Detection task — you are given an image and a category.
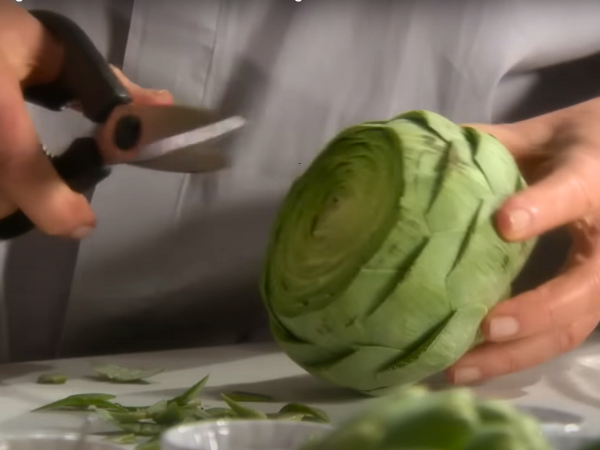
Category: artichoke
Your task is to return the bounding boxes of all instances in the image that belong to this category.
[298,386,551,450]
[261,110,536,395]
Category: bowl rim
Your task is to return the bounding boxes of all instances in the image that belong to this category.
[0,433,122,448]
[162,419,334,449]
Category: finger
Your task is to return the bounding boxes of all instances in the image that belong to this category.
[110,65,174,105]
[446,314,599,384]
[465,118,556,162]
[480,261,600,342]
[0,60,95,238]
[496,153,600,241]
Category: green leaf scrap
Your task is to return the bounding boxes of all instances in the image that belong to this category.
[279,403,330,423]
[32,372,330,444]
[36,374,68,385]
[221,394,268,419]
[92,362,164,383]
[223,391,277,403]
[33,393,118,412]
[172,375,209,406]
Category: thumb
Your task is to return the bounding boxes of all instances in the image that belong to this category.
[496,153,600,241]
[109,65,174,106]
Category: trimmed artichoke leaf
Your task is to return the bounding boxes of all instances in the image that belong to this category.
[310,346,404,393]
[365,232,460,346]
[36,374,68,385]
[220,394,267,419]
[446,206,531,311]
[268,318,346,368]
[395,110,464,143]
[425,140,488,233]
[377,311,454,372]
[33,393,118,412]
[374,304,488,394]
[464,126,524,198]
[91,362,164,383]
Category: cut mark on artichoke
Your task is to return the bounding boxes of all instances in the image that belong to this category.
[378,311,454,373]
[365,239,428,317]
[462,127,480,163]
[425,140,453,213]
[448,201,484,275]
[394,111,447,142]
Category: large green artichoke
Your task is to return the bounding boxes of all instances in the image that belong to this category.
[298,386,551,450]
[261,110,536,395]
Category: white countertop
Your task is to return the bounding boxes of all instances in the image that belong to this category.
[1,334,600,436]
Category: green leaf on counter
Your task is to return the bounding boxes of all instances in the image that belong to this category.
[223,391,277,403]
[92,362,164,383]
[33,393,118,412]
[102,408,149,424]
[279,403,330,423]
[32,371,330,443]
[36,374,68,385]
[202,407,237,420]
[221,394,268,419]
[150,400,187,425]
[171,375,209,406]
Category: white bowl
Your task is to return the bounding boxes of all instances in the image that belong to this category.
[161,420,333,450]
[543,424,598,450]
[0,434,121,450]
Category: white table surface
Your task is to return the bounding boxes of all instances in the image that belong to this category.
[1,333,600,437]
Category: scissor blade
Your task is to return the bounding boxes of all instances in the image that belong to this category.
[128,144,226,173]
[99,104,245,172]
[130,115,246,164]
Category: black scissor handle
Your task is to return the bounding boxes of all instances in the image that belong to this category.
[0,139,111,240]
[0,11,127,240]
[23,10,132,122]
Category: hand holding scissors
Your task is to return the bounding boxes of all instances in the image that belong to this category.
[0,3,244,240]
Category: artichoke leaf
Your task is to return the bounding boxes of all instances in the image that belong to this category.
[374,304,487,394]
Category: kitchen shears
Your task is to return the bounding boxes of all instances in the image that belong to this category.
[0,10,245,240]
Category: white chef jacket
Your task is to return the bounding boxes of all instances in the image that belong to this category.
[2,0,600,363]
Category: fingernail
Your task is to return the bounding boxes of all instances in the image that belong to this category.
[489,316,520,339]
[453,367,481,385]
[506,208,532,235]
[71,226,94,240]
